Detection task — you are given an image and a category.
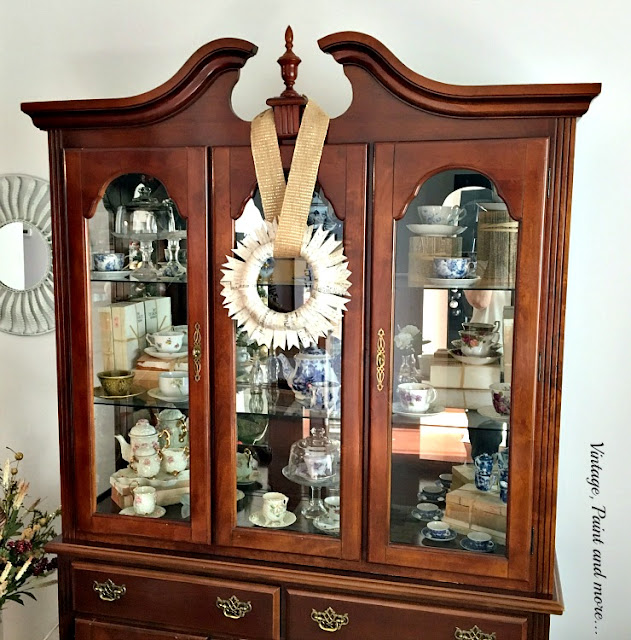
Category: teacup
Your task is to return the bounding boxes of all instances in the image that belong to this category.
[161,446,189,476]
[236,449,254,481]
[130,451,161,478]
[324,496,340,523]
[433,257,476,279]
[398,382,437,413]
[466,531,493,551]
[132,485,157,516]
[462,321,500,335]
[490,383,511,415]
[415,503,441,519]
[438,473,452,489]
[97,370,135,396]
[474,470,497,492]
[421,484,446,500]
[417,205,466,225]
[158,372,189,397]
[309,381,341,414]
[459,331,499,357]
[148,331,185,353]
[93,252,125,272]
[426,520,451,539]
[499,480,509,503]
[262,491,288,524]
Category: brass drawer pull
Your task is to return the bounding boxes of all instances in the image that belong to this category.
[92,578,126,602]
[311,606,350,632]
[454,625,497,640]
[192,322,202,382]
[376,327,386,392]
[216,595,252,619]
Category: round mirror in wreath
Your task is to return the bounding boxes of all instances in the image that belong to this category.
[0,174,54,335]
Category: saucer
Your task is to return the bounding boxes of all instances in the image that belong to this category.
[94,385,145,400]
[119,506,166,518]
[448,349,499,366]
[460,538,495,553]
[411,507,443,522]
[407,224,467,237]
[144,346,188,360]
[91,270,129,280]
[422,527,457,542]
[236,489,245,501]
[477,405,510,421]
[249,510,297,528]
[313,516,340,534]
[236,477,258,487]
[147,388,188,403]
[425,276,481,288]
[392,403,445,418]
[417,493,445,504]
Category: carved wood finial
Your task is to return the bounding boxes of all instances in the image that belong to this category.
[266,26,307,139]
[278,26,301,97]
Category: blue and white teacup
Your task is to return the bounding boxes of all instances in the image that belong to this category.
[93,252,125,272]
[309,381,341,414]
[417,205,466,225]
[433,257,476,279]
[500,480,508,503]
[416,503,441,519]
[426,520,451,539]
[466,531,493,551]
[497,449,509,470]
[475,470,497,492]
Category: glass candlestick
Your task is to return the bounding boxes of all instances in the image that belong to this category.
[131,240,158,280]
[158,239,187,280]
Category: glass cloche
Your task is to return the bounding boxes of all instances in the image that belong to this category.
[282,426,340,519]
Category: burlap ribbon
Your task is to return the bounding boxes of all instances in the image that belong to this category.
[250,100,329,258]
[478,222,519,233]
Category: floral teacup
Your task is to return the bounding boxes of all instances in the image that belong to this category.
[459,331,499,357]
[262,492,288,524]
[490,383,511,415]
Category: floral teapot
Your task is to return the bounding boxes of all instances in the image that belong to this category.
[115,418,170,462]
[277,346,339,404]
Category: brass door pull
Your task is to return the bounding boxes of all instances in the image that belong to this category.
[454,625,497,639]
[311,606,350,632]
[92,578,126,602]
[192,322,202,382]
[216,595,252,619]
[376,328,386,392]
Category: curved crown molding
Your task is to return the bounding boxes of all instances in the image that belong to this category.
[22,38,258,130]
[318,31,600,118]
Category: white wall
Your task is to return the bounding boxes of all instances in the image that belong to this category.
[1,1,628,638]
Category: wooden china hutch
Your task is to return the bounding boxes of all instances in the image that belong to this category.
[23,29,599,640]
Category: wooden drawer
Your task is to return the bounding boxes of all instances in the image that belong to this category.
[75,618,208,639]
[72,562,280,640]
[286,589,529,640]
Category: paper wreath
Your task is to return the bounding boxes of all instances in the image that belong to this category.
[220,219,351,350]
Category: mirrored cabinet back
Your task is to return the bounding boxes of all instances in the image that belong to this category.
[22,28,600,640]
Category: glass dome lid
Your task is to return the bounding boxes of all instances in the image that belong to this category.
[284,425,340,485]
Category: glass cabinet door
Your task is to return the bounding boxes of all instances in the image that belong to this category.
[212,145,366,560]
[369,139,548,586]
[66,148,210,544]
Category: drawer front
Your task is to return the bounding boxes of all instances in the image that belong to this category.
[287,589,528,640]
[75,618,208,640]
[73,563,280,640]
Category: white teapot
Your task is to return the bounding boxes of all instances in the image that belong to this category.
[115,419,170,462]
[157,409,188,447]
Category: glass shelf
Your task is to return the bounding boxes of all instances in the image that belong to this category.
[94,390,189,410]
[236,386,341,420]
[90,274,187,284]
